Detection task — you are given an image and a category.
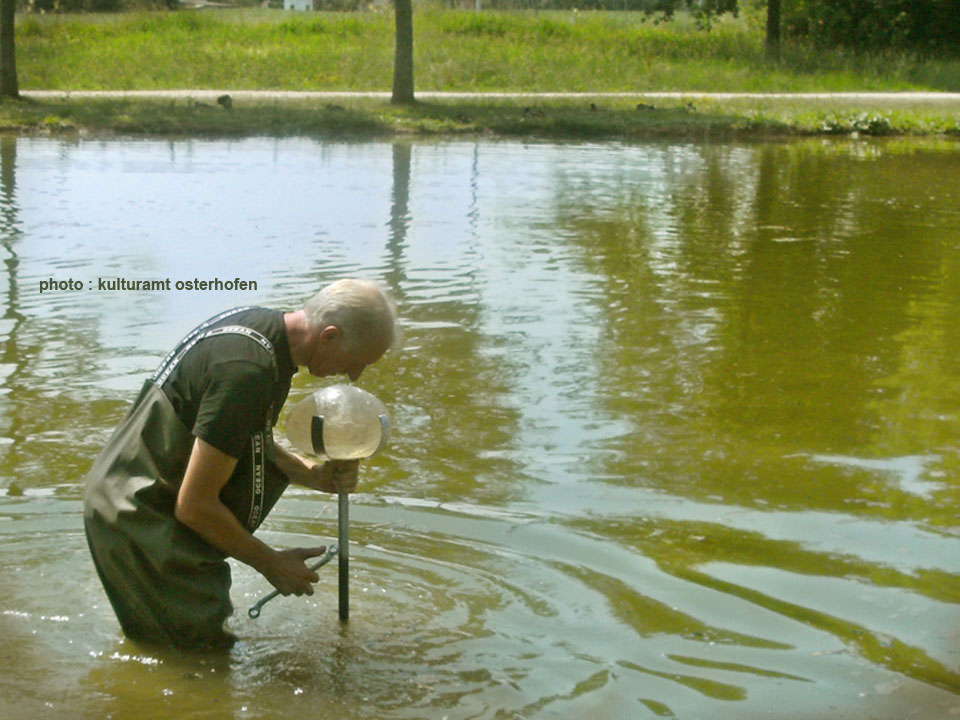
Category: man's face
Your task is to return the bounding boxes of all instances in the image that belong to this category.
[307,326,387,382]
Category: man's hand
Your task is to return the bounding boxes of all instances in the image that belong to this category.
[311,459,360,494]
[271,445,360,494]
[264,546,328,596]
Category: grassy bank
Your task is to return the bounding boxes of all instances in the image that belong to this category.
[5,8,960,138]
[7,92,959,139]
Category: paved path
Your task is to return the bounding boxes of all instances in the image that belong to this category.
[22,90,960,102]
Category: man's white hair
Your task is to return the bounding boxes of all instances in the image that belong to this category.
[303,279,397,353]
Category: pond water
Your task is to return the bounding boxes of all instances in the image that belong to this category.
[1,134,959,719]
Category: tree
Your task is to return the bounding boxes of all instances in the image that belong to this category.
[766,0,781,60]
[784,0,960,53]
[0,0,18,99]
[391,0,415,105]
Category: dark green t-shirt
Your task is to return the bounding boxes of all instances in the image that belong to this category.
[161,308,296,458]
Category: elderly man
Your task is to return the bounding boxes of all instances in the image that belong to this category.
[84,279,396,649]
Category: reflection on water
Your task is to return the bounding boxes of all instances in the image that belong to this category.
[0,135,959,719]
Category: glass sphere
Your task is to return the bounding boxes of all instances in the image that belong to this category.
[286,384,389,459]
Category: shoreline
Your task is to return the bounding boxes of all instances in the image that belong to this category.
[5,90,960,140]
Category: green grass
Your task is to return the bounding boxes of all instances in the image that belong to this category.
[5,8,960,138]
[18,10,396,90]
[15,8,960,92]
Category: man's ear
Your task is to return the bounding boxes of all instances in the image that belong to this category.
[318,325,341,344]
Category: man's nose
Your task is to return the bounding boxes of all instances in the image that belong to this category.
[348,366,364,382]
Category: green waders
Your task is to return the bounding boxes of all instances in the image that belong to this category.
[84,315,289,649]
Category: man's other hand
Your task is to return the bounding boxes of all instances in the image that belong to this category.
[266,546,328,596]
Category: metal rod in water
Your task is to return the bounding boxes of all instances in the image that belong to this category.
[338,491,349,622]
[247,544,339,619]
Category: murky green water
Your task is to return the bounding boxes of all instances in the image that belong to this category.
[1,135,959,719]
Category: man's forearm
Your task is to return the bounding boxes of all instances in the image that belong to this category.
[177,437,322,595]
[271,443,320,487]
[175,494,277,573]
[270,442,358,493]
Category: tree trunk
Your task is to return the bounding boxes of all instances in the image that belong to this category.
[765,0,781,61]
[0,0,18,99]
[391,0,414,105]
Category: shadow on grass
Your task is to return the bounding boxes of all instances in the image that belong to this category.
[393,99,791,139]
[0,95,797,140]
[0,97,393,137]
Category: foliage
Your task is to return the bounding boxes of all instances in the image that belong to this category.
[784,0,960,54]
[526,0,960,52]
[649,0,738,28]
[818,111,894,135]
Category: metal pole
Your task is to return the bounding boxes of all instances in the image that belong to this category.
[338,491,349,622]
